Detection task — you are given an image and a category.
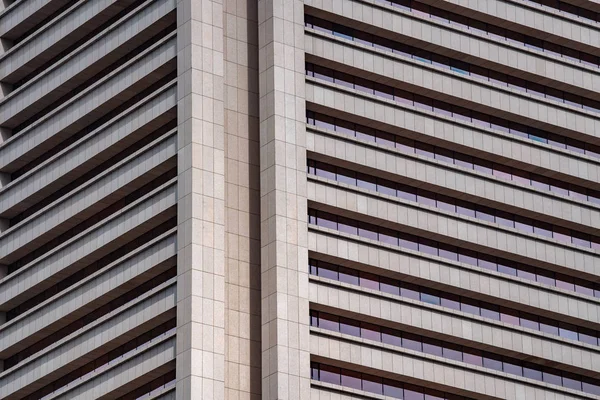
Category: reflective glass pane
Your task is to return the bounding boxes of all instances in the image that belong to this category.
[320,365,341,384]
[542,371,562,386]
[384,380,404,399]
[503,362,522,376]
[341,370,362,389]
[423,341,443,357]
[483,355,503,371]
[339,267,359,286]
[361,323,382,342]
[363,376,383,395]
[382,328,402,347]
[340,318,361,337]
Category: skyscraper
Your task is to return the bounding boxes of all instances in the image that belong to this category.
[0,0,598,399]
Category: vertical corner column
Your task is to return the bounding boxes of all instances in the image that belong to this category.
[176,0,226,399]
[258,0,309,399]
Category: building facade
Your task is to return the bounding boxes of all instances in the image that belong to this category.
[0,0,598,399]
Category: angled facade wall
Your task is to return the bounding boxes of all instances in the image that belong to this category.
[0,0,599,399]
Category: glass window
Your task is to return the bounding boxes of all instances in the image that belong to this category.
[421,291,441,306]
[374,83,394,100]
[418,239,438,256]
[542,371,562,386]
[310,262,318,276]
[363,375,383,395]
[520,314,539,331]
[404,385,425,400]
[317,212,337,230]
[481,304,500,321]
[533,222,553,238]
[338,217,358,235]
[399,234,419,252]
[441,294,461,311]
[583,382,600,396]
[313,65,334,83]
[318,264,338,281]
[310,311,319,327]
[358,222,378,241]
[495,211,514,228]
[339,267,359,286]
[478,258,497,271]
[443,344,463,362]
[514,216,533,233]
[474,160,493,175]
[311,363,320,380]
[377,131,396,148]
[360,272,380,290]
[319,313,340,332]
[396,137,415,154]
[559,324,579,341]
[356,126,376,142]
[424,391,444,400]
[456,203,476,218]
[439,245,458,261]
[402,333,423,352]
[572,235,592,248]
[354,77,374,95]
[503,361,523,376]
[500,309,520,326]
[357,173,377,191]
[483,354,503,371]
[333,71,355,89]
[423,340,443,357]
[340,318,361,337]
[320,365,341,385]
[455,155,474,169]
[380,277,400,295]
[458,251,478,266]
[401,283,421,301]
[461,299,480,316]
[416,143,435,159]
[537,274,556,287]
[556,276,575,292]
[463,350,483,366]
[475,207,495,223]
[384,379,404,399]
[539,318,559,335]
[575,284,595,297]
[382,327,402,347]
[436,195,456,213]
[335,120,356,137]
[578,329,599,346]
[361,322,382,342]
[435,148,454,164]
[531,176,550,191]
[562,376,582,391]
[523,365,542,381]
[417,192,436,207]
[336,168,357,186]
[342,369,362,390]
[395,89,414,106]
[380,227,399,246]
[497,262,517,276]
[517,268,536,282]
[397,185,417,202]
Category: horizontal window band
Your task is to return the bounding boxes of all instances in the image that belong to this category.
[308,159,600,251]
[306,16,600,114]
[310,310,600,395]
[311,361,473,399]
[308,213,600,345]
[305,77,600,204]
[345,0,600,68]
